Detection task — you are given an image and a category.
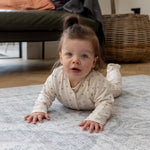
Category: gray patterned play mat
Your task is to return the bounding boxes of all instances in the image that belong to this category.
[0,75,150,150]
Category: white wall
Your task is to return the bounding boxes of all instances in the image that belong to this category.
[99,0,150,16]
[98,0,119,14]
[22,42,42,59]
[99,0,111,14]
[25,41,59,60]
[117,0,150,15]
[45,41,59,59]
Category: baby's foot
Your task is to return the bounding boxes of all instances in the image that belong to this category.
[107,63,120,72]
[106,63,121,82]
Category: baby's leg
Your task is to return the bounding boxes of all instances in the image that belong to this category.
[106,63,122,98]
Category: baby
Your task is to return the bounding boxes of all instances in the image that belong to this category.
[24,14,122,133]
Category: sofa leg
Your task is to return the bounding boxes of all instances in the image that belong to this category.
[19,42,22,58]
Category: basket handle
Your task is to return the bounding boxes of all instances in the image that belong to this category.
[111,0,116,14]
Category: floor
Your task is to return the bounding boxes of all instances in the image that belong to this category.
[0,59,55,88]
[0,58,150,88]
[0,42,150,88]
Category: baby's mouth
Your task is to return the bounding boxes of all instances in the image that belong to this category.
[71,68,81,73]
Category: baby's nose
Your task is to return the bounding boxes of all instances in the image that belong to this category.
[72,56,80,64]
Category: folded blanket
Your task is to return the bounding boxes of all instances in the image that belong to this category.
[64,0,102,22]
[51,0,70,10]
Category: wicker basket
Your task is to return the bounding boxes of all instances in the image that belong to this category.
[102,14,150,62]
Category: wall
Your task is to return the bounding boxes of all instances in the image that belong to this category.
[22,41,59,60]
[45,41,59,59]
[99,0,119,14]
[99,0,150,16]
[117,0,150,15]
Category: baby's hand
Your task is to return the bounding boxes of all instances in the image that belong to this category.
[24,112,50,124]
[78,120,103,133]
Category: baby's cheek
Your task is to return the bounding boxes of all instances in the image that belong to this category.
[83,64,93,74]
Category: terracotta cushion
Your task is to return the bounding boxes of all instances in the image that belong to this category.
[0,0,55,10]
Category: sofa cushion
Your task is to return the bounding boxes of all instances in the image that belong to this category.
[0,0,55,10]
[0,10,99,32]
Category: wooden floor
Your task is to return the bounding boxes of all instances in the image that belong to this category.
[0,58,150,88]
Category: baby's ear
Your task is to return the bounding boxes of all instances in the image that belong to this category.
[59,52,63,65]
[93,56,98,68]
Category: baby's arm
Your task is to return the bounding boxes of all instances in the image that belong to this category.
[79,95,113,133]
[82,77,114,132]
[78,92,113,133]
[24,73,56,124]
[84,93,114,130]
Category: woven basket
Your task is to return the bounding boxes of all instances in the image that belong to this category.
[102,14,150,62]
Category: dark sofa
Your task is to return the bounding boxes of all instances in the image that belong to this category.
[0,0,104,59]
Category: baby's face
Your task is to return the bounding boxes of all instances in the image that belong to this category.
[59,38,97,87]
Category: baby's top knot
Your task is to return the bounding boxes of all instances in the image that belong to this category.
[63,14,79,30]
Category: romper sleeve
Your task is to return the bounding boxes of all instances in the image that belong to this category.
[32,70,57,114]
[85,75,114,125]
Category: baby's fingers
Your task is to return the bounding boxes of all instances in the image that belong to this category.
[32,116,38,124]
[78,121,86,126]
[38,115,43,123]
[94,124,99,133]
[89,123,95,133]
[24,115,30,121]
[82,122,90,131]
[99,124,104,131]
[27,115,33,123]
[44,114,50,120]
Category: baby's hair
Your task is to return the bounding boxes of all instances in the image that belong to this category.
[52,14,104,71]
[63,14,79,30]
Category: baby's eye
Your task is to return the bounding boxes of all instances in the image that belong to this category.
[81,54,88,58]
[67,53,72,56]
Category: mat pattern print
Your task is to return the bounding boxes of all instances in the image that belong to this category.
[0,75,150,150]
